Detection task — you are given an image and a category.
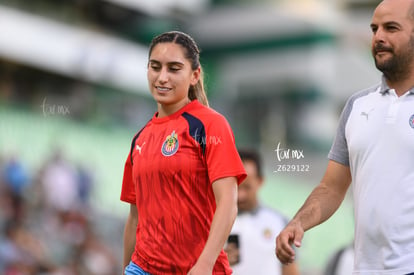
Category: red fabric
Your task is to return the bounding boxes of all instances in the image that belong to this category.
[120,100,246,274]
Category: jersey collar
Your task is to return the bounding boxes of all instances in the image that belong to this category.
[238,205,262,216]
[379,76,414,95]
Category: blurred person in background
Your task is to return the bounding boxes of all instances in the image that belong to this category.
[225,148,299,275]
[77,224,119,275]
[276,0,414,274]
[120,30,246,275]
[323,243,354,275]
[2,155,29,198]
[0,149,121,274]
[1,154,30,224]
[0,219,55,274]
[41,148,80,213]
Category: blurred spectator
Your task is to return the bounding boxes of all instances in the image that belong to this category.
[0,149,122,274]
[76,164,94,209]
[323,244,354,275]
[41,149,82,212]
[2,155,29,197]
[225,148,299,275]
[0,219,55,274]
[77,224,118,275]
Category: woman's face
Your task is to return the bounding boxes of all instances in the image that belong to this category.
[147,42,200,116]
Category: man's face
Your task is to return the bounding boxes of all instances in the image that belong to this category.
[237,160,263,212]
[370,0,414,80]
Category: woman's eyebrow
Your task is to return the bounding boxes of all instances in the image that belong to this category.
[149,59,184,66]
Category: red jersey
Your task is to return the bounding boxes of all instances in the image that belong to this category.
[120,100,246,275]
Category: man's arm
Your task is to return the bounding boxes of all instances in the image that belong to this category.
[122,204,138,274]
[276,160,352,265]
[282,261,300,275]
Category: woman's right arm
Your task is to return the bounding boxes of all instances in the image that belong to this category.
[123,203,138,273]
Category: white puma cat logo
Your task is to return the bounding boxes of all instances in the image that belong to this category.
[136,142,146,154]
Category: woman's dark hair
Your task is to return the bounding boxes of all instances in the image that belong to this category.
[149,31,209,106]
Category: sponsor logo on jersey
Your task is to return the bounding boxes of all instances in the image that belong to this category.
[410,114,414,129]
[161,130,179,156]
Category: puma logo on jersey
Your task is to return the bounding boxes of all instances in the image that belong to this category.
[136,142,145,154]
[361,108,374,120]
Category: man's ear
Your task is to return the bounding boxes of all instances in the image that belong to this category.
[258,176,265,187]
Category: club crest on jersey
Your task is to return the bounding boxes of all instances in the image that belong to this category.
[263,228,273,240]
[161,130,179,156]
[410,114,414,129]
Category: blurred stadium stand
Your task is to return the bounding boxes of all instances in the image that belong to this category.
[0,0,380,274]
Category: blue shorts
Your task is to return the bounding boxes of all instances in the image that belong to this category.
[124,261,152,275]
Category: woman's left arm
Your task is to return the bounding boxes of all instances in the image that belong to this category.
[188,176,238,275]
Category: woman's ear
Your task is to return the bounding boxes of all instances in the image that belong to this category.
[191,67,201,86]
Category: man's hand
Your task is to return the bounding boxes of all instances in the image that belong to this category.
[275,221,304,265]
[224,242,240,266]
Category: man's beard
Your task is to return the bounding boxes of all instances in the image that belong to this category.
[373,37,414,82]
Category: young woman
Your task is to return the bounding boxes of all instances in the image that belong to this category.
[120,31,246,275]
